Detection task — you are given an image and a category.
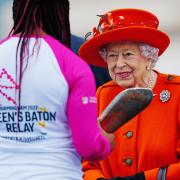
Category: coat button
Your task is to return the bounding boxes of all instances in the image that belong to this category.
[167,75,174,81]
[126,131,133,138]
[125,158,133,166]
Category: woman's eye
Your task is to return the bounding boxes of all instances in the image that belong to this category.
[107,53,118,59]
[123,52,134,58]
[125,52,133,56]
[107,53,116,57]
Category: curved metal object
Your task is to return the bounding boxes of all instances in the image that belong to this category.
[99,88,153,133]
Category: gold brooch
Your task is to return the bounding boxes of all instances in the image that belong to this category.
[160,90,171,102]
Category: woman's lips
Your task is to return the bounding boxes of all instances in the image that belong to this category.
[116,71,132,79]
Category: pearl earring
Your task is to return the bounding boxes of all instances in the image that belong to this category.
[146,66,151,71]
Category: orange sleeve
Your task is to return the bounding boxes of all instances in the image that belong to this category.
[145,97,180,180]
[145,150,180,180]
[82,160,105,180]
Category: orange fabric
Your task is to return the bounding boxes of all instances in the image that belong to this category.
[82,72,180,180]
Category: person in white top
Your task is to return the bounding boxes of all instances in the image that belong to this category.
[0,0,114,179]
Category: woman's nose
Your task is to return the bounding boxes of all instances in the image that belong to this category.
[116,55,126,68]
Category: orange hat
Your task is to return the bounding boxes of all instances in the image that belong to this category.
[78,9,170,67]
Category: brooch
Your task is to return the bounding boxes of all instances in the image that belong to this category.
[160,90,171,102]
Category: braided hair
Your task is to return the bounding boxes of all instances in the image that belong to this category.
[9,0,70,109]
[11,0,70,46]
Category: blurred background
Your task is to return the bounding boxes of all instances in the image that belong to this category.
[0,0,179,75]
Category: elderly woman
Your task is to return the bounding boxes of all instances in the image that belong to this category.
[79,9,180,180]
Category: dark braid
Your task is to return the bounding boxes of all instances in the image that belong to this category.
[41,0,71,47]
[9,0,70,114]
[11,0,70,46]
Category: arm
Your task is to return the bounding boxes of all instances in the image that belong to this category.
[44,35,112,161]
[144,160,180,180]
[66,54,111,161]
[82,86,112,180]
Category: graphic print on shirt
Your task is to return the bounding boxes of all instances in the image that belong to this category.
[0,68,19,105]
[0,68,57,143]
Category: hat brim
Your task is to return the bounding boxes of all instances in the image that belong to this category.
[79,27,170,67]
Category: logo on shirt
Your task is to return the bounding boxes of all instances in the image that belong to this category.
[82,96,97,104]
[0,105,57,143]
[0,69,57,143]
[0,68,19,105]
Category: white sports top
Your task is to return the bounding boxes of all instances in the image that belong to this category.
[0,35,110,180]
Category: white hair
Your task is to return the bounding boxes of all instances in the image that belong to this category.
[138,43,159,68]
[99,42,159,68]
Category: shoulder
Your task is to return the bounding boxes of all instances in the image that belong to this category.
[97,81,123,100]
[162,74,180,84]
[43,35,93,84]
[158,73,180,96]
[0,36,11,45]
[97,81,118,93]
[44,34,90,71]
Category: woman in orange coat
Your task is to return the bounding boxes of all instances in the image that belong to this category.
[79,8,180,180]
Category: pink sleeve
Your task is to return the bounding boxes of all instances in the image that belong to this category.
[44,35,110,161]
[0,37,11,45]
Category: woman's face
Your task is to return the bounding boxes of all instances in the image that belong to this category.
[105,42,150,88]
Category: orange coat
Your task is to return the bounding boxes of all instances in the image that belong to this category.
[83,72,180,180]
